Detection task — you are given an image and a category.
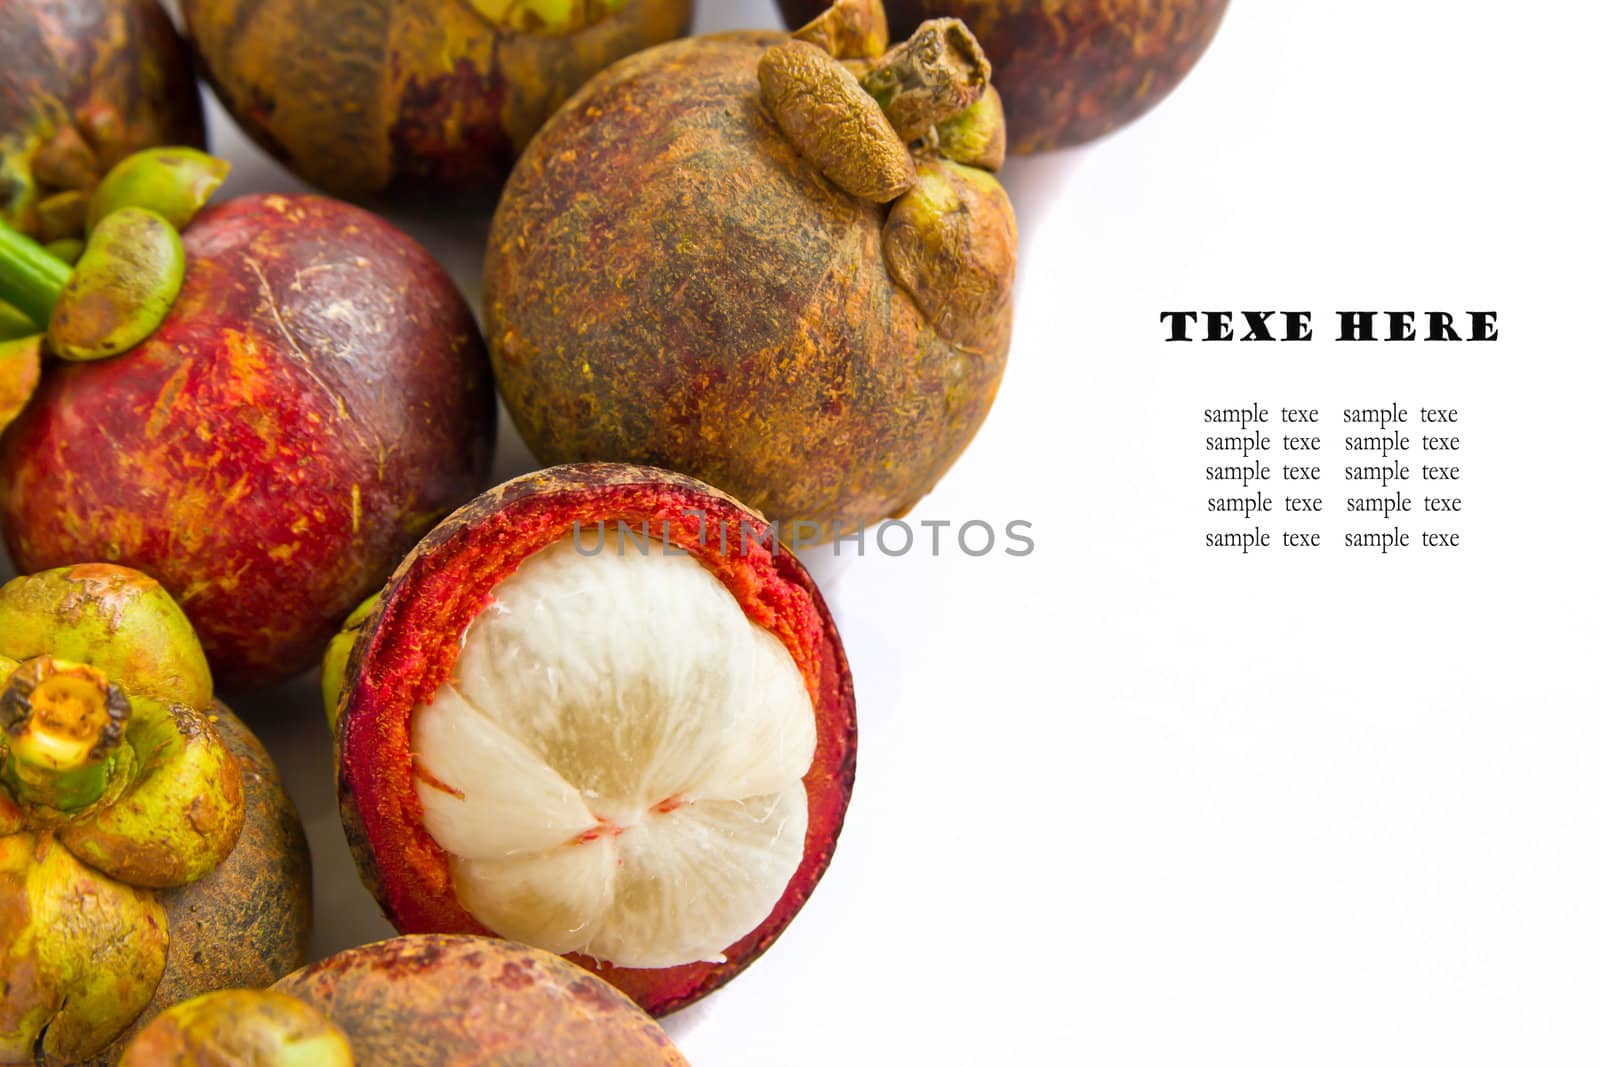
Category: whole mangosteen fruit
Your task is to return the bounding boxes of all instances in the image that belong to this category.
[0,188,496,687]
[119,936,692,1065]
[484,0,1017,536]
[778,0,1230,152]
[0,563,311,1067]
[0,0,205,245]
[326,463,857,1015]
[181,0,695,204]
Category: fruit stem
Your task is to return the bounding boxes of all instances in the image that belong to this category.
[0,220,71,329]
[861,19,991,141]
[0,657,131,812]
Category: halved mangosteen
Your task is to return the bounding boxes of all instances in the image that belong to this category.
[327,463,857,1015]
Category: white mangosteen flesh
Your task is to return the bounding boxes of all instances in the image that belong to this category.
[411,528,816,969]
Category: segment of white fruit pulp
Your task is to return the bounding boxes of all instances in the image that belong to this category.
[412,527,817,969]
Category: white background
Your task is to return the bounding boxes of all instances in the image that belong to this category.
[8,1,1599,1064]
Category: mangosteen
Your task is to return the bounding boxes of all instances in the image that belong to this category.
[485,0,1016,536]
[0,564,311,1067]
[0,0,205,245]
[326,464,856,1015]
[0,182,496,687]
[180,0,695,204]
[778,0,1230,152]
[121,936,691,1065]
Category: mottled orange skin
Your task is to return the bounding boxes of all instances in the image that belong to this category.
[273,935,691,1066]
[779,0,1230,152]
[486,33,1011,533]
[0,0,205,240]
[333,464,857,1016]
[181,0,693,205]
[0,194,496,687]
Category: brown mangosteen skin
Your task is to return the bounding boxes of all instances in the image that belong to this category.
[0,193,496,687]
[0,0,205,239]
[333,463,857,1017]
[64,703,312,1067]
[485,33,1011,534]
[778,0,1229,152]
[180,0,693,205]
[273,935,690,1066]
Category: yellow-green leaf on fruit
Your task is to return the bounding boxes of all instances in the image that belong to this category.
[322,592,381,732]
[0,301,34,340]
[35,189,89,243]
[47,206,183,362]
[0,334,42,433]
[45,237,85,264]
[935,85,1006,171]
[87,147,231,232]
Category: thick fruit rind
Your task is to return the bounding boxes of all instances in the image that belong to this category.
[778,0,1229,152]
[87,703,314,1066]
[180,0,692,203]
[333,463,857,1016]
[272,934,690,1066]
[0,0,206,241]
[0,193,495,686]
[485,32,1011,533]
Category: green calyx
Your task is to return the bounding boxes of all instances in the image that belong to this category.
[935,86,1007,171]
[0,145,227,375]
[48,205,184,361]
[0,565,241,885]
[882,158,1017,349]
[88,148,232,233]
[0,656,131,812]
[61,696,245,887]
[0,564,213,711]
[322,592,382,733]
[0,833,170,1064]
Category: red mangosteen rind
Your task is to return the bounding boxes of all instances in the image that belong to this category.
[334,462,857,1015]
[0,192,496,687]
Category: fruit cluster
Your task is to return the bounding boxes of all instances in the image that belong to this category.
[0,0,1226,1061]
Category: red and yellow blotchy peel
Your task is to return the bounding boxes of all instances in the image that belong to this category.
[0,565,311,1066]
[485,2,1016,535]
[779,0,1230,152]
[0,194,495,686]
[0,0,205,243]
[271,935,691,1066]
[331,464,857,1016]
[180,0,692,203]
